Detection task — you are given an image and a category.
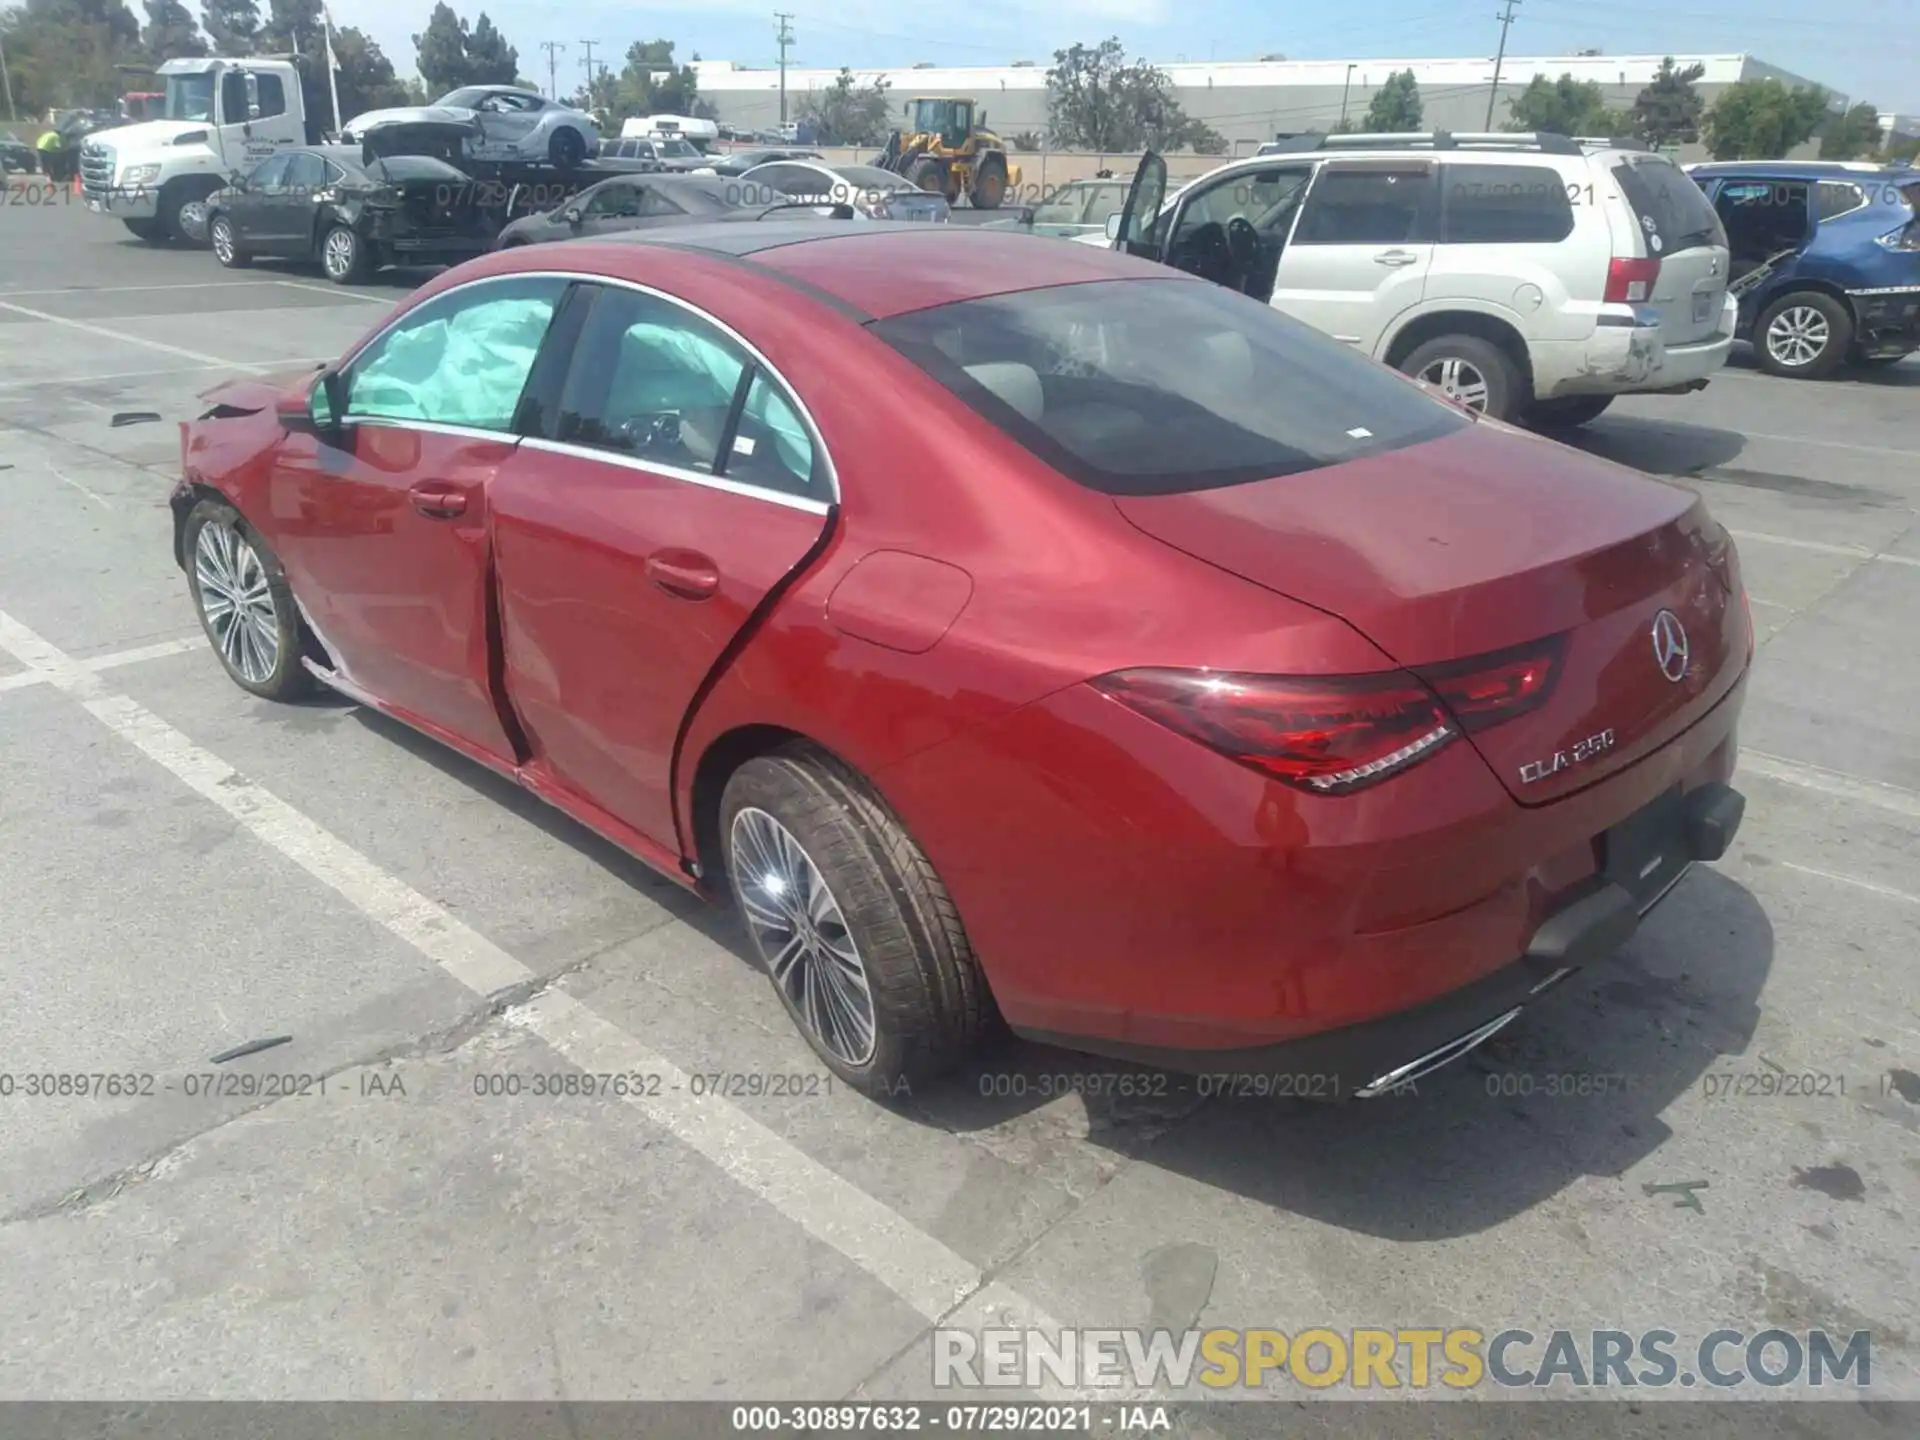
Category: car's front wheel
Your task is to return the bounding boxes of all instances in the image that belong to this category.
[1755,292,1852,379]
[720,747,993,1096]
[183,499,315,701]
[320,223,373,284]
[209,214,250,268]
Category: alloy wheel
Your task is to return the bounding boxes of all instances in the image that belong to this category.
[194,520,280,685]
[1765,306,1830,369]
[177,198,209,237]
[1418,355,1491,412]
[323,228,356,279]
[211,219,233,264]
[730,806,877,1067]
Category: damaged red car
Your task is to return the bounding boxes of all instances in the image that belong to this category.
[172,224,1752,1099]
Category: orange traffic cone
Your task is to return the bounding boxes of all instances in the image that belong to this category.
[71,172,80,196]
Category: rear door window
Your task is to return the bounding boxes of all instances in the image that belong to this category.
[1611,155,1725,255]
[1440,163,1574,244]
[1293,163,1436,246]
[1815,180,1867,221]
[282,151,326,193]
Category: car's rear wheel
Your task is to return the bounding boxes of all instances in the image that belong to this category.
[1401,334,1523,421]
[184,499,315,702]
[209,214,250,268]
[549,128,586,171]
[1523,394,1613,430]
[720,747,993,1095]
[321,223,373,284]
[1755,292,1852,379]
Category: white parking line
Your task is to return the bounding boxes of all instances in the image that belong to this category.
[0,635,205,694]
[0,360,333,391]
[0,606,1083,1383]
[0,281,305,298]
[271,279,396,305]
[1730,530,1920,570]
[1735,431,1920,462]
[1777,861,1920,908]
[1741,751,1920,822]
[0,298,271,372]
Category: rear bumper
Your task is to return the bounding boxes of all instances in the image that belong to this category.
[1535,294,1738,398]
[1015,781,1747,1099]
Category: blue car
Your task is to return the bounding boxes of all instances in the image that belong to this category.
[1686,160,1919,377]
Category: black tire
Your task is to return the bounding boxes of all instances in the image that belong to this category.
[182,498,317,702]
[720,746,993,1095]
[548,128,587,171]
[209,213,250,268]
[122,217,165,243]
[1754,291,1853,379]
[1523,394,1614,430]
[969,157,1008,210]
[905,155,947,196]
[158,181,215,246]
[1398,333,1526,421]
[320,222,374,284]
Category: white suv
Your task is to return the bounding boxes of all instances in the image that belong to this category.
[1082,132,1738,428]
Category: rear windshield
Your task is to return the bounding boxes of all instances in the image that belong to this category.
[1612,155,1724,254]
[871,278,1469,497]
[831,165,915,191]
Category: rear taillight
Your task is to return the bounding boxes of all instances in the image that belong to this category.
[1092,637,1564,795]
[1605,256,1661,304]
[1875,222,1920,251]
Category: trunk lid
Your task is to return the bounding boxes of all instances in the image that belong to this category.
[1113,422,1747,805]
[1608,152,1731,347]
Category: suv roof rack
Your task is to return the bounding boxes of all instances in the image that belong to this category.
[1260,130,1648,157]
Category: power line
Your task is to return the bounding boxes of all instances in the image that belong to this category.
[540,40,566,101]
[1486,0,1522,128]
[775,12,795,125]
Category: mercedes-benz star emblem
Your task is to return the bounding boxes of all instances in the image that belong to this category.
[1651,609,1690,684]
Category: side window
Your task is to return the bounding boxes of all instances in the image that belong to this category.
[282,152,326,192]
[728,374,818,499]
[556,286,822,498]
[247,153,292,189]
[344,276,568,429]
[1440,163,1574,244]
[1293,165,1434,245]
[584,183,642,218]
[1816,181,1866,222]
[253,74,287,120]
[1179,168,1311,234]
[636,188,686,218]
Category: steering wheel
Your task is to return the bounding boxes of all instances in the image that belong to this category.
[1171,221,1233,284]
[1225,216,1260,269]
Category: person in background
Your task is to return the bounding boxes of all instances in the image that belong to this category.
[35,125,69,183]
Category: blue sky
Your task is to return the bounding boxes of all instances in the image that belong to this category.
[325,0,1918,116]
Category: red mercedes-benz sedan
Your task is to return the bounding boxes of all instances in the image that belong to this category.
[171,223,1751,1100]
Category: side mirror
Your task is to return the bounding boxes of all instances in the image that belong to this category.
[280,371,343,436]
[563,206,584,225]
[1105,211,1122,241]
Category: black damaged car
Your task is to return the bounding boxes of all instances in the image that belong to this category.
[207,146,492,285]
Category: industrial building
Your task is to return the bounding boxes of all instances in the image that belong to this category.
[688,52,1839,152]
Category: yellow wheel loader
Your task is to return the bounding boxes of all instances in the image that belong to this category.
[874,97,1021,209]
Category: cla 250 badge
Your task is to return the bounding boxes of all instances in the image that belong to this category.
[1518,728,1616,785]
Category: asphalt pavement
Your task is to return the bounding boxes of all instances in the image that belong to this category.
[1,194,1918,1421]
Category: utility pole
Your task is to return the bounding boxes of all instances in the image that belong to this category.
[1338,62,1355,129]
[774,12,794,126]
[1485,0,1520,130]
[0,31,16,125]
[579,40,598,106]
[541,41,566,102]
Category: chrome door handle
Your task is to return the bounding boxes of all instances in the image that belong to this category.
[1374,249,1420,267]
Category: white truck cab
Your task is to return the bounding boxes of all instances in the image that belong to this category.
[80,56,308,244]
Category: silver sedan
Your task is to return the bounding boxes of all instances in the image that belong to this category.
[340,86,599,170]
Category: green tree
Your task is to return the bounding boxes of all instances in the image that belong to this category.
[411,0,468,94]
[793,67,890,145]
[142,0,205,59]
[1046,36,1221,152]
[464,11,515,86]
[1820,102,1881,160]
[1703,78,1831,160]
[1361,69,1422,132]
[199,0,257,52]
[258,0,315,51]
[1630,57,1705,148]
[1504,72,1630,136]
[587,39,700,126]
[1,0,143,111]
